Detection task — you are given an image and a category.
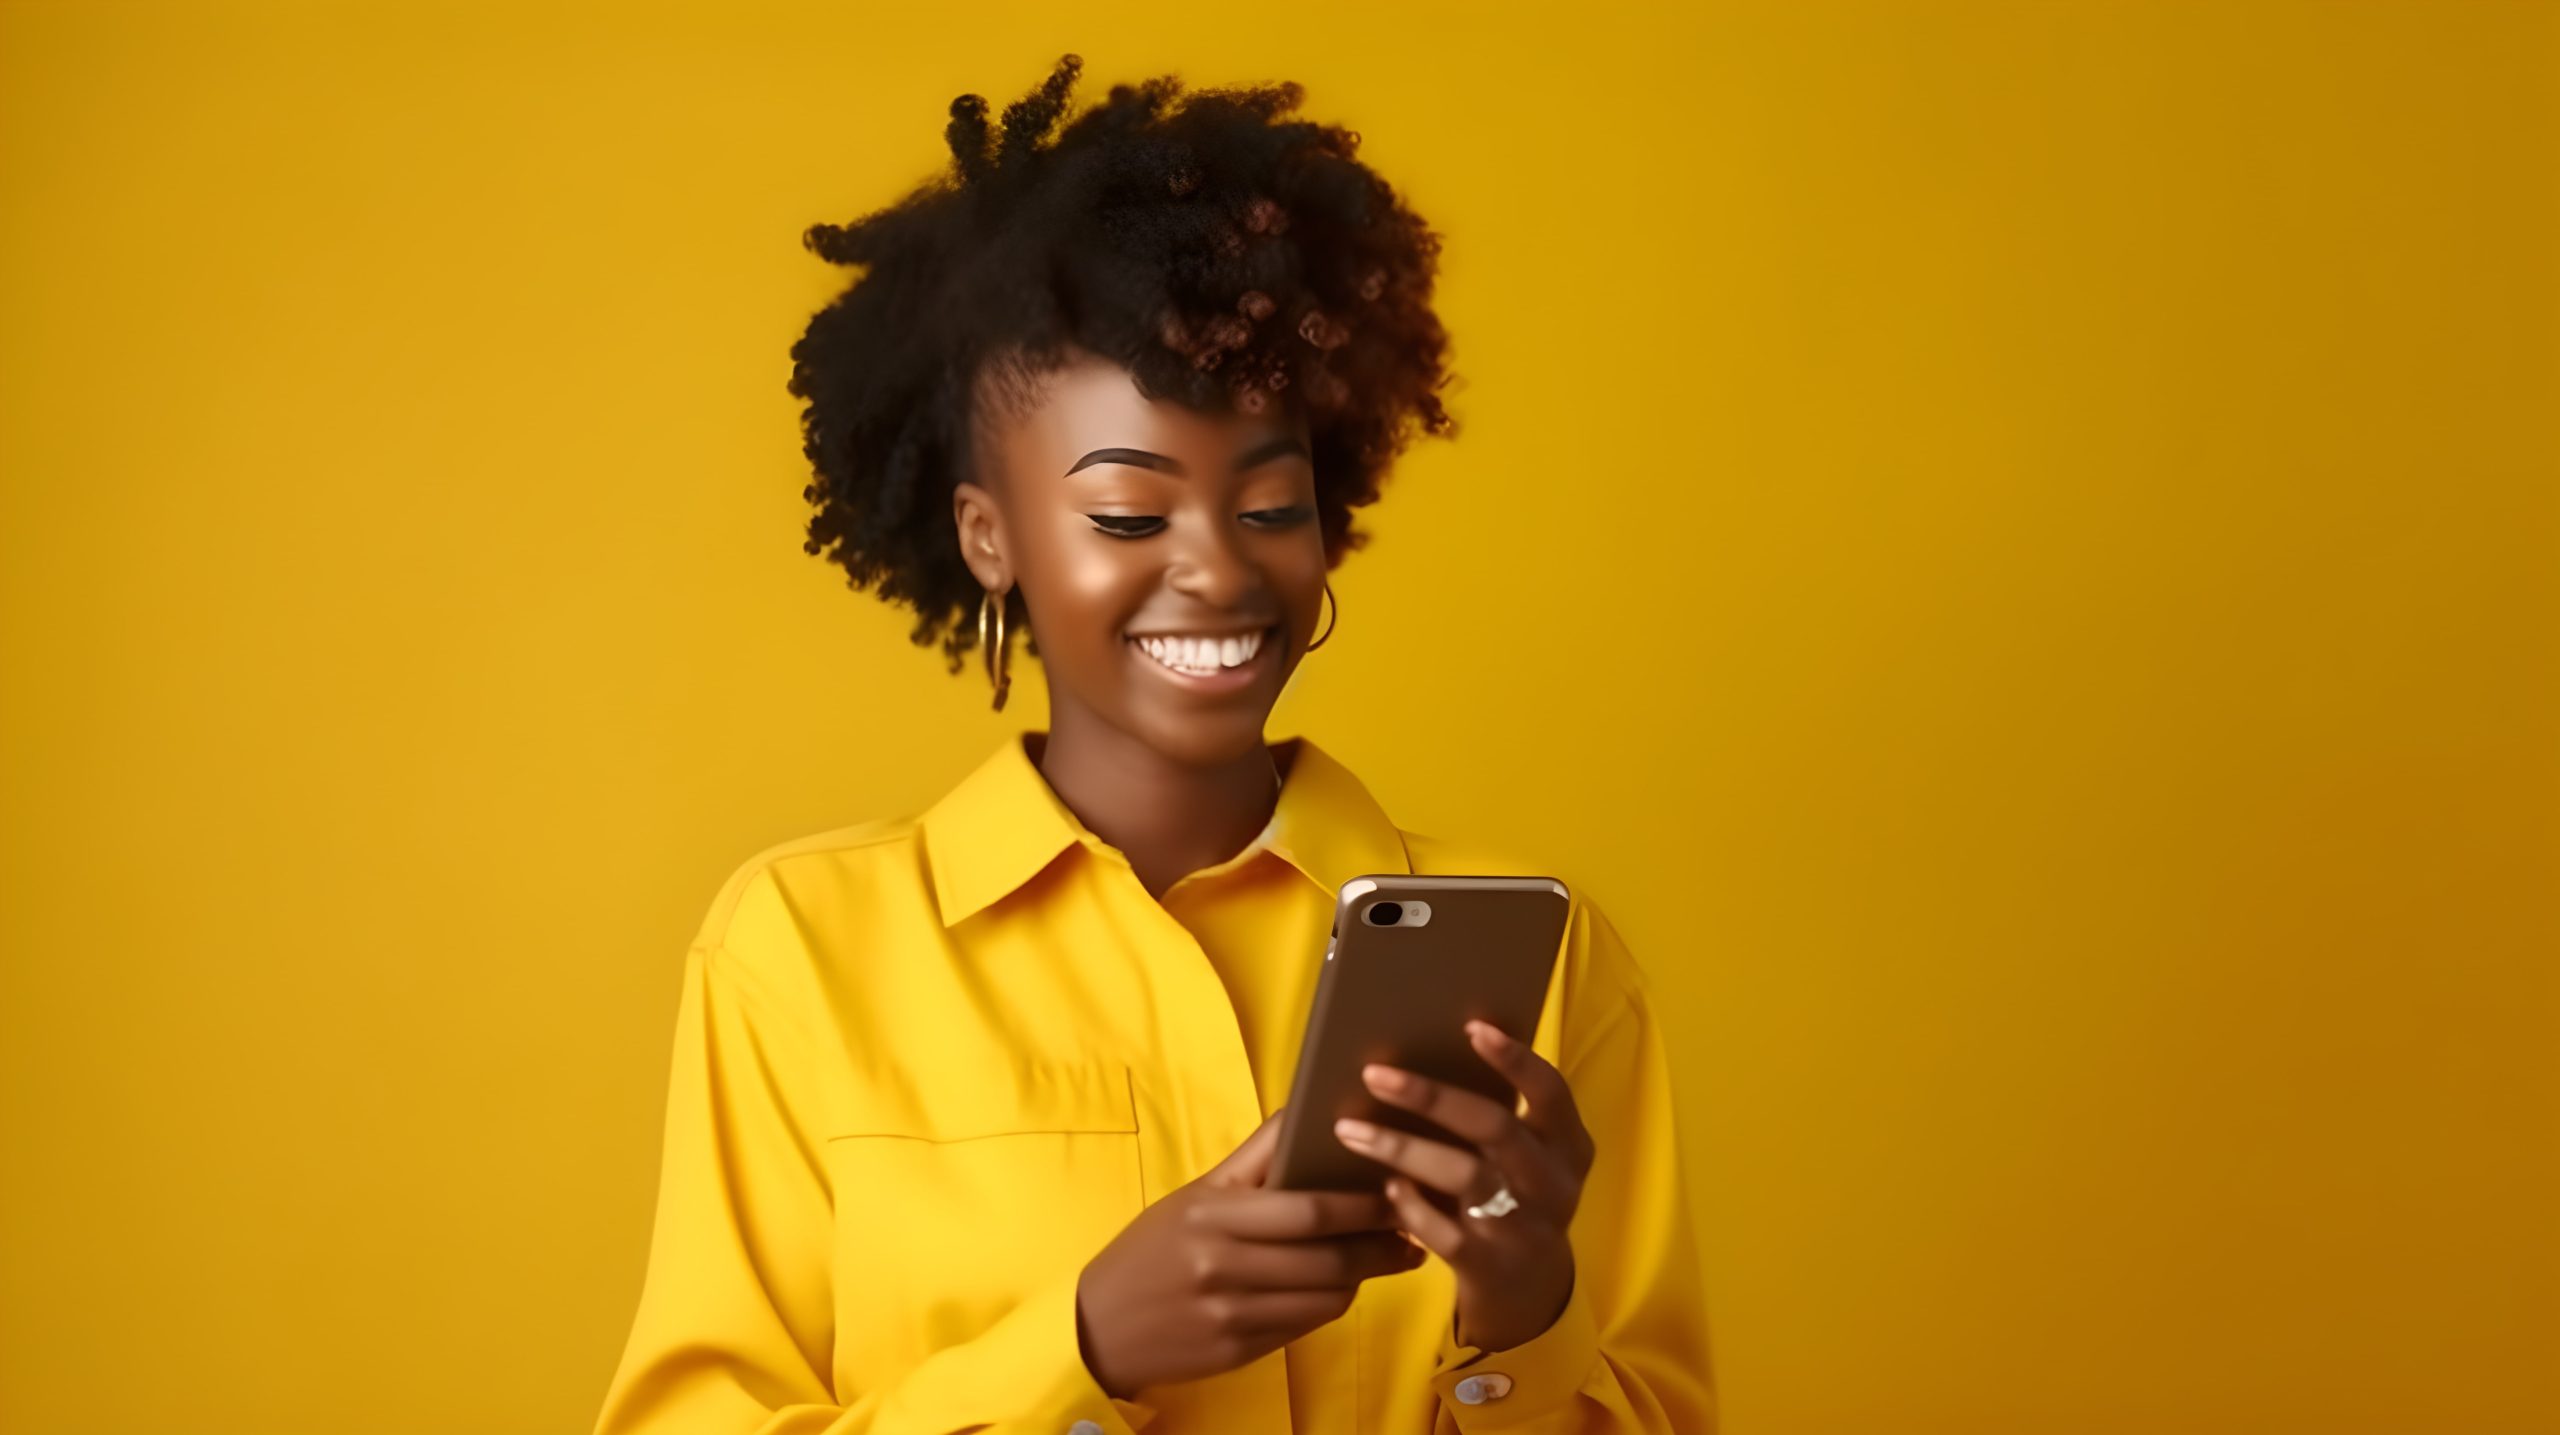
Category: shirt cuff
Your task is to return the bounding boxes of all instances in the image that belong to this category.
[1429,1272,1602,1426]
[889,1264,1161,1434]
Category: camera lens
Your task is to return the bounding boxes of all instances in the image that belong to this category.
[1366,901,1404,927]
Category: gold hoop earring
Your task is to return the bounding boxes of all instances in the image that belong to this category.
[1305,580,1338,653]
[977,587,1012,712]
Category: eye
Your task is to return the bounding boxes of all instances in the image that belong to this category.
[1241,503,1315,529]
[1086,514,1166,538]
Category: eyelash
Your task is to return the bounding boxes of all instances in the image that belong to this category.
[1086,505,1314,539]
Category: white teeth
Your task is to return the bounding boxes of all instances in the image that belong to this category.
[1133,629,1264,675]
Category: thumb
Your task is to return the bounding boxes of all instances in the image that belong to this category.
[1204,1107,1286,1189]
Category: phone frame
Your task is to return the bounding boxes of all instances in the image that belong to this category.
[1266,873,1571,1191]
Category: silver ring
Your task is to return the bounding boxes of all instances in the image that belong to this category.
[1464,1183,1520,1220]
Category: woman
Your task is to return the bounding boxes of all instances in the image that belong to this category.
[593,56,1715,1435]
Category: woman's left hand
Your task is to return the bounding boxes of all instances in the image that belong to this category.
[1332,1018,1595,1353]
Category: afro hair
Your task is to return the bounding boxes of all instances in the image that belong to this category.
[786,54,1458,670]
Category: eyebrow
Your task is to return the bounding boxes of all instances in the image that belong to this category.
[1064,434,1310,478]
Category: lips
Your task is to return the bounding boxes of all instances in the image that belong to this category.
[1127,628,1267,676]
[1122,624,1282,692]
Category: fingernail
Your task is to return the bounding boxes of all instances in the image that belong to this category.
[1335,1117,1377,1144]
[1363,1064,1411,1094]
[1467,1020,1504,1045]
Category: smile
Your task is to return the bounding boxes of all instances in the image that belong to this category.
[1125,626,1275,684]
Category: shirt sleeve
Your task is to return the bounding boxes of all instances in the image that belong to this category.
[1424,900,1720,1432]
[590,942,1163,1435]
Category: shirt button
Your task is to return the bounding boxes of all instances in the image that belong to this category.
[1454,1372,1514,1403]
[1069,1423,1105,1435]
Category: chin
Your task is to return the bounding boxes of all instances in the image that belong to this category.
[1128,705,1279,770]
[1083,626,1301,767]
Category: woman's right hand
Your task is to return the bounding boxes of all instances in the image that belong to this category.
[1074,1107,1424,1399]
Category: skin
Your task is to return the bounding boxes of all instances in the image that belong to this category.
[955,346,1328,898]
[952,345,1590,1398]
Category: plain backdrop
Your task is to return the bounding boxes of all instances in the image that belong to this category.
[2,2,2554,1431]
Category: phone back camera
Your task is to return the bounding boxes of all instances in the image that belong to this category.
[1361,900,1433,928]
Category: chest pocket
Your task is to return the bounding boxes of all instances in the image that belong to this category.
[824,1057,1145,1381]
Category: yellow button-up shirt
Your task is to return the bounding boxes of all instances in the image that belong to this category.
[593,734,1716,1434]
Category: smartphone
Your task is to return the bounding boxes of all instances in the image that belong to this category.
[1267,874,1572,1191]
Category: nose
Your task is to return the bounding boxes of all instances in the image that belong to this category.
[1164,518,1261,612]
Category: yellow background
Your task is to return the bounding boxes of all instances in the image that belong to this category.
[3,2,2553,1431]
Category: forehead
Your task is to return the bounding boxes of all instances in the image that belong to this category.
[974,349,1304,476]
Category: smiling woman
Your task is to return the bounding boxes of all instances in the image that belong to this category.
[591,53,1716,1435]
[786,54,1452,679]
[955,352,1331,791]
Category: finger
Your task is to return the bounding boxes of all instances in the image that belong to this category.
[1205,1231,1425,1291]
[1205,1108,1286,1189]
[1189,1187,1401,1240]
[1358,1063,1516,1147]
[1332,1116,1483,1200]
[1358,1062,1577,1210]
[1467,1020,1595,1173]
[1381,1175,1469,1263]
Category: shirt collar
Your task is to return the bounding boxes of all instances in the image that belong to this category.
[921,732,1412,927]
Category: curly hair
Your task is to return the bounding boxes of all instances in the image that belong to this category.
[786,54,1457,669]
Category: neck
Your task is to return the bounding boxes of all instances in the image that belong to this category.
[1036,702,1279,900]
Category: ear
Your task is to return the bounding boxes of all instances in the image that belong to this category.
[952,480,1010,593]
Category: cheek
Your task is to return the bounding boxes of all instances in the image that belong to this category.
[1273,541,1329,614]
[1022,531,1152,650]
